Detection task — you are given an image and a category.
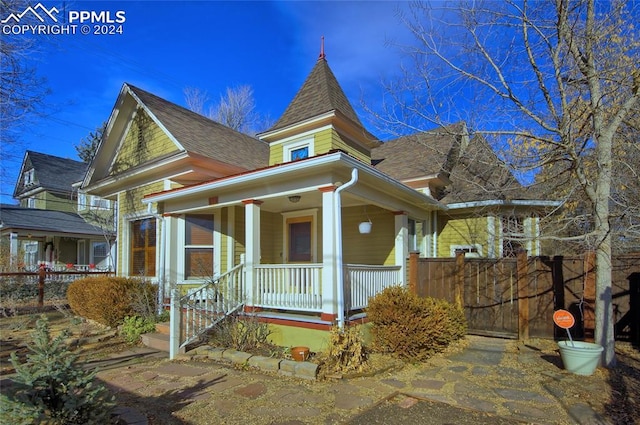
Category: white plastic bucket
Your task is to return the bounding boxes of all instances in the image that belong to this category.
[557,340,603,376]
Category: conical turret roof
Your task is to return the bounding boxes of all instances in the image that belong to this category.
[268,57,365,132]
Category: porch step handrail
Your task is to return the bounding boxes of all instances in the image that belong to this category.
[169,263,245,359]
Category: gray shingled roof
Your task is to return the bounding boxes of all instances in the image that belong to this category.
[268,58,366,132]
[372,124,530,203]
[128,85,269,171]
[371,124,466,180]
[0,204,105,236]
[14,151,86,198]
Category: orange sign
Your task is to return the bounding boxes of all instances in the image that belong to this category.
[553,309,575,329]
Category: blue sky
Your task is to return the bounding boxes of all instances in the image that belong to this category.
[1,0,416,204]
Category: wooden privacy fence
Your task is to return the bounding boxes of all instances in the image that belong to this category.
[408,251,640,343]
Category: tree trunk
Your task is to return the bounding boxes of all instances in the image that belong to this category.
[595,234,616,367]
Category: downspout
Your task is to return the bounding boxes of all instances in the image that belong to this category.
[334,168,358,329]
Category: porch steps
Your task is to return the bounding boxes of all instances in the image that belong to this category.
[140,322,171,352]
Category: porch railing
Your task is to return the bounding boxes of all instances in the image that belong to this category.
[254,264,323,312]
[344,264,402,311]
[170,263,245,359]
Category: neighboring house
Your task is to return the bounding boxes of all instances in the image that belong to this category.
[81,54,558,351]
[0,151,115,271]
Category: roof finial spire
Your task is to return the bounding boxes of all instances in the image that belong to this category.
[318,35,326,60]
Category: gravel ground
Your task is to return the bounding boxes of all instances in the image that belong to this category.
[1,311,639,425]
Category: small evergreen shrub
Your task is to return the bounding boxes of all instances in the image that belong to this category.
[367,286,467,361]
[67,276,156,327]
[0,316,114,424]
[120,315,157,344]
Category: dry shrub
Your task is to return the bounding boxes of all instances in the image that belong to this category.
[367,286,466,361]
[324,325,368,374]
[67,276,156,327]
[208,313,275,355]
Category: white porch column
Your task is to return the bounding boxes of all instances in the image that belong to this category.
[243,200,262,308]
[320,186,337,322]
[9,232,19,268]
[394,212,409,285]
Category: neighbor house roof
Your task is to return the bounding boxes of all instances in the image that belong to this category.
[440,135,530,203]
[267,57,369,135]
[127,85,270,171]
[372,123,538,203]
[13,151,87,198]
[0,204,105,237]
[371,123,468,181]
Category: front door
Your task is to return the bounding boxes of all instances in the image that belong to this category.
[287,216,312,262]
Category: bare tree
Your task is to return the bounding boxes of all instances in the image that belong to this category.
[376,0,639,367]
[183,85,272,135]
[0,0,51,191]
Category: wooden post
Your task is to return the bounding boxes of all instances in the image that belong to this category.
[582,250,596,342]
[454,250,465,308]
[409,251,419,295]
[38,265,46,307]
[517,249,529,340]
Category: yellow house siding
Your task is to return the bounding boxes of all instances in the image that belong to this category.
[219,208,228,274]
[44,192,75,212]
[234,206,246,265]
[314,128,333,155]
[267,127,370,166]
[260,211,281,264]
[438,216,489,257]
[111,111,180,175]
[327,129,370,163]
[342,206,394,265]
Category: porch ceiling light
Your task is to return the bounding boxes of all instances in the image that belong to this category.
[288,195,301,203]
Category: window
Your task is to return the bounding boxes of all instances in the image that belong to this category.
[27,197,36,208]
[291,146,309,161]
[502,216,525,258]
[185,214,214,278]
[90,196,110,210]
[283,138,314,163]
[92,241,109,267]
[130,218,156,276]
[287,216,312,262]
[24,169,35,186]
[450,244,482,258]
[78,193,87,210]
[24,242,38,268]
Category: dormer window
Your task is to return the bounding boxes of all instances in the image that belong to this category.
[24,169,35,186]
[291,146,309,161]
[283,138,314,163]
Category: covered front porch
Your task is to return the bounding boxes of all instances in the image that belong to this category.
[143,152,443,356]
